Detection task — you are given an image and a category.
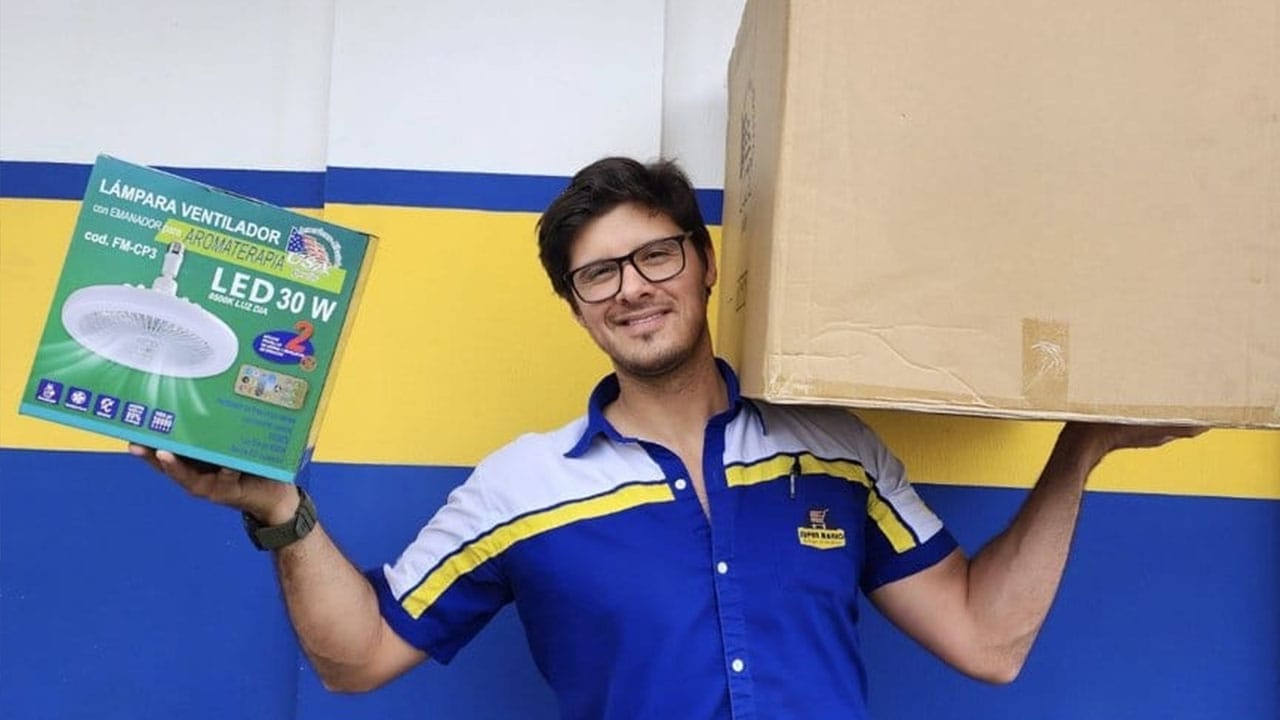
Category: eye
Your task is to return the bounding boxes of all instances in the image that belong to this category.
[637,241,679,264]
[576,262,618,285]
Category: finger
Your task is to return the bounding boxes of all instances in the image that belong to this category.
[128,443,166,474]
[144,449,263,512]
[154,448,181,469]
[1151,426,1210,447]
[177,454,223,474]
[183,462,252,504]
[206,466,246,504]
[154,449,212,490]
[1149,426,1209,445]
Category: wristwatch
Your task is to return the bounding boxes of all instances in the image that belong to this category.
[243,486,317,551]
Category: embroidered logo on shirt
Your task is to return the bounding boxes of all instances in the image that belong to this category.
[797,507,846,550]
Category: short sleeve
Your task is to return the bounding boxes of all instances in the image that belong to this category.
[851,421,958,592]
[367,465,514,664]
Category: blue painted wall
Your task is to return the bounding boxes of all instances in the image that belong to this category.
[3,449,1276,718]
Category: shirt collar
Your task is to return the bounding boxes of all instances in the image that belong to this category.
[564,358,759,458]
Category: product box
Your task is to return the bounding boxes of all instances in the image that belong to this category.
[20,155,377,480]
[720,0,1280,428]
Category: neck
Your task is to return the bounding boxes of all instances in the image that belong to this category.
[606,341,728,447]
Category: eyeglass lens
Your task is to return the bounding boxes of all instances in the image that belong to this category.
[571,235,687,303]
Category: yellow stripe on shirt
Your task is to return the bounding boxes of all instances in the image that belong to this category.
[401,481,676,619]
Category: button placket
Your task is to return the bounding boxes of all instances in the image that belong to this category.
[708,468,755,716]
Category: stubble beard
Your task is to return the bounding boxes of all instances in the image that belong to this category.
[608,313,710,380]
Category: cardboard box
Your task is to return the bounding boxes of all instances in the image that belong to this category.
[720,0,1279,428]
[20,156,377,480]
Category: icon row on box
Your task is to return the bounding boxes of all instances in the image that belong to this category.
[35,378,176,434]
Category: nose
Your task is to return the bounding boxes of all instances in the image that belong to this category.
[615,259,653,302]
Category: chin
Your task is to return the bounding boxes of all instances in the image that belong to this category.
[609,335,705,379]
[593,309,711,379]
[615,350,687,378]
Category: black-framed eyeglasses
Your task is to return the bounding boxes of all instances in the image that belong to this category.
[564,232,691,304]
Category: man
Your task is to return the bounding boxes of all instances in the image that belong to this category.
[134,157,1204,719]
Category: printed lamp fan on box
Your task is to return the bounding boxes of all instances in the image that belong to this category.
[61,242,238,378]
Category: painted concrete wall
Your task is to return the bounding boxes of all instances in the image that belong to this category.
[2,2,1277,719]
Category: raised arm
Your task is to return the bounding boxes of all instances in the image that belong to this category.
[867,422,1206,683]
[131,445,426,692]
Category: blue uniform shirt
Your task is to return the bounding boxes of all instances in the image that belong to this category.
[369,360,958,719]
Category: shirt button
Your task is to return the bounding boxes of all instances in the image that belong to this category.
[731,658,745,673]
[674,478,687,491]
[716,561,729,575]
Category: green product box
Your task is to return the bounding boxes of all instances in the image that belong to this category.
[20,155,377,482]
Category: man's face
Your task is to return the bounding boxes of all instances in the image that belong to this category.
[567,202,717,379]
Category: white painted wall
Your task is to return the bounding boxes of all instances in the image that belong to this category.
[326,0,666,176]
[1,0,746,185]
[0,0,334,170]
[660,0,747,188]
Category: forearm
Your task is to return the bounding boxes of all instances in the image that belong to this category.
[133,447,423,690]
[868,422,1203,683]
[965,425,1108,670]
[270,521,388,690]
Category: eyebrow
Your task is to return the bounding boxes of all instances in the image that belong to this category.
[574,233,684,267]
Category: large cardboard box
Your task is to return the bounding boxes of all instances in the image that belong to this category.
[720,0,1280,428]
[20,156,377,480]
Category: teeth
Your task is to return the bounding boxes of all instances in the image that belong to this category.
[623,312,661,325]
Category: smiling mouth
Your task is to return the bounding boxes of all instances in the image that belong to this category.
[615,310,668,329]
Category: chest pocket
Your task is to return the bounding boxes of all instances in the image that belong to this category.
[776,468,867,597]
[721,453,860,604]
[726,453,872,602]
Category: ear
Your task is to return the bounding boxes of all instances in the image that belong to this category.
[702,239,718,290]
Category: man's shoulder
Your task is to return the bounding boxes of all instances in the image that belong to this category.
[433,415,594,524]
[751,399,872,436]
[746,400,885,459]
[476,414,588,475]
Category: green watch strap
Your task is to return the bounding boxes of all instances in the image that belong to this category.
[243,486,317,551]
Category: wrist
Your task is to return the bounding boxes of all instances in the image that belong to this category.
[248,486,302,526]
[243,486,318,551]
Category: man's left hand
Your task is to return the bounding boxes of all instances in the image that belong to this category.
[1060,421,1209,467]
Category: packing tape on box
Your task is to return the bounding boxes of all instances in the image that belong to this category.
[1022,318,1070,407]
[1018,318,1279,427]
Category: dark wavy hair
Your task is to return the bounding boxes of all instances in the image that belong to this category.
[537,157,712,306]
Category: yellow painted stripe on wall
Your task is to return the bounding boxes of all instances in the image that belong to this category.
[402,481,676,618]
[1,199,121,451]
[312,203,625,467]
[860,410,1280,500]
[2,198,1276,499]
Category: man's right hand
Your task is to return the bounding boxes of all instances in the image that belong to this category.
[128,444,299,525]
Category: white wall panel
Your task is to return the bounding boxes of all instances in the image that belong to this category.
[0,0,333,170]
[0,0,745,184]
[660,0,746,187]
[326,0,664,176]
